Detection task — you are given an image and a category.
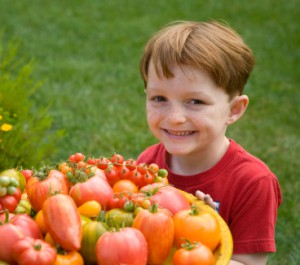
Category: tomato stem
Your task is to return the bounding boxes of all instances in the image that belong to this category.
[189,204,199,215]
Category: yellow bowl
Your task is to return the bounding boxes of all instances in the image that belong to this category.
[164,191,233,265]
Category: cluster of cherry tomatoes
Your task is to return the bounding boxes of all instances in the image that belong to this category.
[61,152,168,189]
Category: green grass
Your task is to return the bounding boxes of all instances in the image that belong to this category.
[0,0,299,263]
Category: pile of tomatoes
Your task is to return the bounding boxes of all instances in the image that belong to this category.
[0,152,221,265]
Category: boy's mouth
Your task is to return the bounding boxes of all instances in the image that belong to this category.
[163,129,195,136]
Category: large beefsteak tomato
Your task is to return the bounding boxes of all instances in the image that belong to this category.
[69,175,113,209]
[12,237,57,265]
[96,227,148,265]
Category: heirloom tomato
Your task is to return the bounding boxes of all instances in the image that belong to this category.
[140,183,190,215]
[0,212,24,264]
[14,198,32,215]
[10,213,43,239]
[26,169,69,211]
[96,227,147,265]
[42,194,82,251]
[80,220,109,265]
[173,240,215,265]
[133,204,174,264]
[12,237,57,265]
[69,175,113,209]
[105,208,134,228]
[173,204,221,251]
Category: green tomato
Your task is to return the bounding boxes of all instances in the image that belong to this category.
[0,186,7,197]
[0,169,26,192]
[158,168,168,178]
[80,220,109,264]
[9,178,19,187]
[7,186,17,195]
[105,208,134,228]
[0,176,10,187]
[123,200,135,212]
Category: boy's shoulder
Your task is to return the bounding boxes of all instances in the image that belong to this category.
[137,142,164,165]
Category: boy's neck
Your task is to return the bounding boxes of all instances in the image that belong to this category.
[166,137,230,176]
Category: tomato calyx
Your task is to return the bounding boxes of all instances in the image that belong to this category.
[189,204,199,216]
[181,239,199,251]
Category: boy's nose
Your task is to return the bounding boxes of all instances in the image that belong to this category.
[166,104,187,124]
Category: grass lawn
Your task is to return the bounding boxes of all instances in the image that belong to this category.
[0,0,299,264]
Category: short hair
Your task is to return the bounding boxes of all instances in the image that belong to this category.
[140,20,255,98]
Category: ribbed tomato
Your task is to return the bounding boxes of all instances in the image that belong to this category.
[42,194,82,251]
[96,227,148,265]
[69,175,113,209]
[133,204,174,264]
[80,220,108,265]
[26,169,69,211]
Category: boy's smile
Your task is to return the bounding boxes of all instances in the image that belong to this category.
[145,62,246,174]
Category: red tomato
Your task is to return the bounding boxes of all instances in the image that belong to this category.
[96,227,148,265]
[173,241,215,265]
[110,153,124,167]
[26,169,69,211]
[140,183,190,215]
[20,169,33,183]
[0,221,24,264]
[104,166,120,186]
[107,194,127,209]
[68,152,85,163]
[0,187,21,213]
[69,175,114,209]
[10,214,43,240]
[133,205,174,264]
[173,205,221,251]
[42,194,82,251]
[97,157,109,170]
[12,237,57,265]
[127,168,143,187]
[125,158,137,171]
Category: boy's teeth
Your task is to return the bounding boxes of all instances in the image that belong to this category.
[168,130,193,136]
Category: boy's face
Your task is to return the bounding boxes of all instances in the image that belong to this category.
[145,62,238,159]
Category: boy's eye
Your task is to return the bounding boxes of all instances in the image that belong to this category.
[188,99,204,104]
[152,96,167,102]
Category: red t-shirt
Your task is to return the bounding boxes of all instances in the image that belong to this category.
[137,139,282,254]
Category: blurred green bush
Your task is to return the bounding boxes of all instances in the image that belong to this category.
[0,38,63,171]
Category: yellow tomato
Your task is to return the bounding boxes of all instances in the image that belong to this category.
[54,251,84,265]
[77,200,101,218]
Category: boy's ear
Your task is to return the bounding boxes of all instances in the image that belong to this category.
[226,95,249,125]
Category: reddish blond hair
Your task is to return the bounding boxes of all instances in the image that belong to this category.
[140,21,255,98]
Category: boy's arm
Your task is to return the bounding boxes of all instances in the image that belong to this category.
[231,253,268,265]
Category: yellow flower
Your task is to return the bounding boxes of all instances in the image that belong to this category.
[0,115,2,120]
[1,123,13,131]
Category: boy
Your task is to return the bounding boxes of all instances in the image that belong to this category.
[137,21,282,265]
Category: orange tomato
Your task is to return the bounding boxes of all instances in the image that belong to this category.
[35,210,48,234]
[173,241,215,265]
[112,179,138,194]
[77,200,101,218]
[54,251,84,265]
[173,205,221,251]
